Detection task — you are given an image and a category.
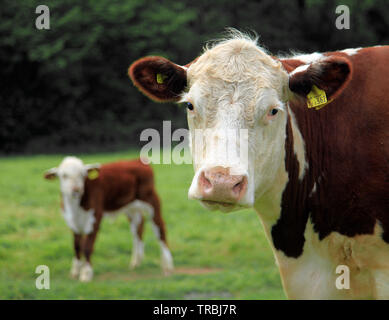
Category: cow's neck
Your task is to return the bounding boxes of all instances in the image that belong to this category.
[254,103,313,252]
[256,104,314,259]
[63,195,82,213]
[62,194,95,235]
[253,103,330,298]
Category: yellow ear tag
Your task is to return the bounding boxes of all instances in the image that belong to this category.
[156,73,167,84]
[88,169,99,180]
[307,85,331,110]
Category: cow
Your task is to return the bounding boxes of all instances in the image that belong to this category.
[128,30,389,299]
[44,156,174,282]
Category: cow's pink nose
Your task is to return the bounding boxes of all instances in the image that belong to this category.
[198,167,247,203]
[72,187,81,193]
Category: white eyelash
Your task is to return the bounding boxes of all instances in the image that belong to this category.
[179,93,189,103]
[277,103,286,112]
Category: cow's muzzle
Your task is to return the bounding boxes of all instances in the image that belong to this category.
[196,166,248,205]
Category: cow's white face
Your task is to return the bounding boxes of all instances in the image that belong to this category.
[181,39,289,212]
[44,156,100,199]
[57,157,87,198]
[129,31,352,213]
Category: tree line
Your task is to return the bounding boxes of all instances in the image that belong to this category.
[1,0,388,154]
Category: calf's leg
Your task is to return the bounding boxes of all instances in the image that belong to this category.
[148,192,174,274]
[128,211,145,269]
[70,233,83,278]
[79,214,102,282]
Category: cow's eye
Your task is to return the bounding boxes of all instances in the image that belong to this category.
[186,102,194,111]
[269,108,278,116]
[62,174,68,179]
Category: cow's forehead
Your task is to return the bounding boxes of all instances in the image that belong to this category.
[58,157,84,174]
[187,37,288,96]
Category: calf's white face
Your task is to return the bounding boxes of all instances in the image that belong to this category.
[57,157,87,197]
[44,156,100,198]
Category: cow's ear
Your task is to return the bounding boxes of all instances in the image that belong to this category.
[44,167,58,180]
[85,163,100,180]
[288,56,352,102]
[85,163,101,172]
[129,56,187,103]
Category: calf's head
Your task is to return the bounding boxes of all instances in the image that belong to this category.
[129,33,351,212]
[44,156,100,198]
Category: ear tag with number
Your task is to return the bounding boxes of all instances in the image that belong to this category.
[307,85,331,110]
[88,169,99,180]
[156,73,168,84]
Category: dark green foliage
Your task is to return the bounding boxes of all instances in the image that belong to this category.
[1,0,388,153]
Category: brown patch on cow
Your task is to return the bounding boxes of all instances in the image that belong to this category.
[305,48,389,242]
[289,56,352,101]
[279,58,305,73]
[271,113,312,258]
[273,47,389,258]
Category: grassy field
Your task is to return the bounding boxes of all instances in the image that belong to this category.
[0,150,284,299]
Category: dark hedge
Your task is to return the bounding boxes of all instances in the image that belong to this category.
[1,0,388,154]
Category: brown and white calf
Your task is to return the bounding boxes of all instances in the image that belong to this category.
[44,156,173,282]
[129,31,389,299]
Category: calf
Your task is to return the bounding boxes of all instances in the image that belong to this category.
[44,156,173,282]
[129,31,389,299]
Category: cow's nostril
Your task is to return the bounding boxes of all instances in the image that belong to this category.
[199,171,212,192]
[233,181,242,193]
[72,187,81,194]
[232,176,247,200]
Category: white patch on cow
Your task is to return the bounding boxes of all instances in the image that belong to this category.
[254,152,289,234]
[56,156,88,197]
[341,47,361,56]
[151,220,161,239]
[79,262,93,282]
[62,196,95,235]
[129,211,144,269]
[160,241,174,275]
[124,199,154,218]
[53,156,97,234]
[275,223,342,299]
[372,269,389,299]
[273,220,389,299]
[70,258,83,278]
[150,215,174,274]
[188,168,204,200]
[288,106,308,180]
[123,200,154,269]
[292,52,323,64]
[178,64,188,71]
[185,40,290,207]
[105,199,173,273]
[289,64,309,76]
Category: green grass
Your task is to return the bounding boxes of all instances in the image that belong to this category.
[0,150,285,299]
